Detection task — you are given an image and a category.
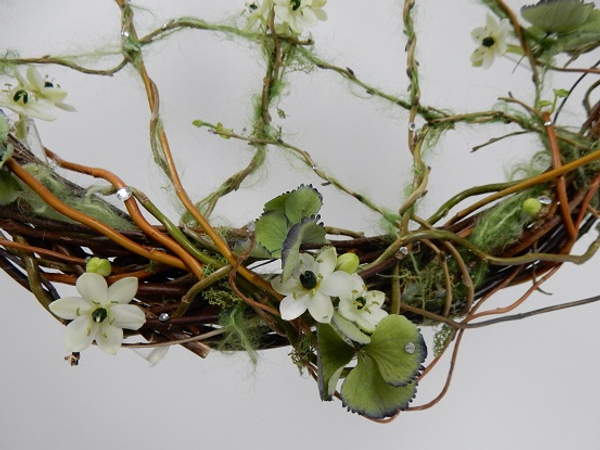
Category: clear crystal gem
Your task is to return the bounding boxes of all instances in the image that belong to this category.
[399,246,409,255]
[537,195,552,205]
[116,187,133,201]
[121,30,130,38]
[544,120,553,127]
[408,122,417,131]
[404,342,416,354]
[158,313,170,322]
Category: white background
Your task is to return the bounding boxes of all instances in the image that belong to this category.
[1,1,600,449]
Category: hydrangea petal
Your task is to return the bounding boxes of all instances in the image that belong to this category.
[96,324,123,355]
[107,276,138,304]
[76,273,108,304]
[63,316,97,352]
[49,296,93,320]
[110,304,146,330]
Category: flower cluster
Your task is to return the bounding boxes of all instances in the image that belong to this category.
[246,0,327,35]
[0,67,74,121]
[272,247,388,336]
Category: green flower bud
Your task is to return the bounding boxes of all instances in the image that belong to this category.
[86,257,112,277]
[335,252,360,274]
[523,198,542,217]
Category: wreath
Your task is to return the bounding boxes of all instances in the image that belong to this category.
[1,0,599,421]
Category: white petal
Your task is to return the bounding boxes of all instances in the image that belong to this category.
[107,276,138,304]
[279,293,309,320]
[338,297,360,322]
[315,247,337,276]
[26,67,45,91]
[63,316,97,352]
[356,308,388,333]
[299,8,318,28]
[76,273,108,303]
[272,274,303,295]
[40,87,68,104]
[49,296,93,320]
[307,291,333,323]
[318,271,353,297]
[471,27,486,43]
[110,304,146,330]
[96,324,123,355]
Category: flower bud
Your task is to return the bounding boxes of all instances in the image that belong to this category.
[86,257,112,277]
[522,198,542,217]
[335,252,360,274]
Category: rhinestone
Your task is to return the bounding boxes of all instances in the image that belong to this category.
[399,246,409,255]
[158,313,170,322]
[408,122,417,131]
[537,195,552,205]
[404,342,416,354]
[543,120,553,127]
[116,187,133,201]
[121,30,130,38]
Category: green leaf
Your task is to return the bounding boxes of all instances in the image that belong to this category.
[263,190,289,213]
[521,1,594,33]
[332,312,371,345]
[0,169,20,205]
[254,210,289,258]
[0,113,8,143]
[284,184,323,223]
[340,353,418,419]
[316,323,355,401]
[553,88,569,98]
[363,315,427,387]
[281,216,328,281]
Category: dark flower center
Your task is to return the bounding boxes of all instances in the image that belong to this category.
[299,271,318,289]
[291,0,301,11]
[354,297,367,310]
[482,36,495,47]
[13,89,29,104]
[91,307,108,323]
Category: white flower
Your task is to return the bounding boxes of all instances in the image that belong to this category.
[49,273,146,355]
[470,14,510,69]
[338,273,388,333]
[272,247,352,323]
[15,66,75,112]
[245,0,274,30]
[273,0,327,35]
[0,86,56,121]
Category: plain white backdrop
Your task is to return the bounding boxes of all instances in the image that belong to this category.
[1,1,600,449]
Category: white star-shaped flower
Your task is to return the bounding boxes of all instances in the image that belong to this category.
[49,273,146,355]
[338,273,388,333]
[15,66,75,112]
[273,0,327,35]
[470,14,510,69]
[272,247,352,323]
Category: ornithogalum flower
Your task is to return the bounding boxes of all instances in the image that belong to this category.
[338,273,388,333]
[272,247,352,323]
[470,14,509,68]
[49,273,146,355]
[0,86,55,121]
[273,0,327,34]
[15,66,75,112]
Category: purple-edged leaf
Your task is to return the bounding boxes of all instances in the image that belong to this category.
[281,216,328,281]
